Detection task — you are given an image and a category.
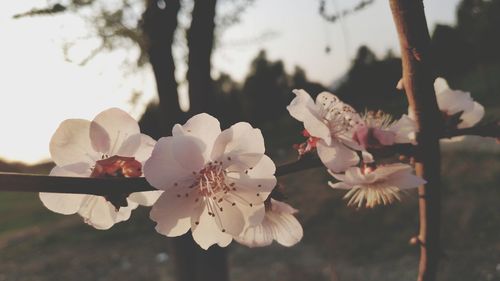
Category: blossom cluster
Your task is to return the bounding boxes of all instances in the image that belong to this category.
[40,77,483,249]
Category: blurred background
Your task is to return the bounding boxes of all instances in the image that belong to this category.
[0,0,499,280]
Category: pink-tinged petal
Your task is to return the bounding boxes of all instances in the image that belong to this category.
[316,140,359,173]
[191,205,233,250]
[89,121,111,154]
[236,220,274,248]
[92,108,140,156]
[385,170,426,190]
[434,77,450,94]
[150,191,198,237]
[373,128,396,146]
[434,79,474,115]
[373,163,412,180]
[39,191,86,215]
[459,102,484,129]
[211,122,265,171]
[172,113,221,155]
[132,134,157,163]
[362,151,374,163]
[40,164,91,215]
[50,119,100,166]
[77,196,119,230]
[390,114,417,144]
[115,134,142,158]
[267,211,303,247]
[345,167,373,183]
[128,190,163,206]
[328,181,351,190]
[270,199,297,214]
[237,200,302,248]
[287,89,331,144]
[144,136,205,190]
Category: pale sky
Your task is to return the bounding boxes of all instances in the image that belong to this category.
[0,0,460,164]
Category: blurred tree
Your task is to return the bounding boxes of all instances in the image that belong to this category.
[335,45,405,115]
[242,50,290,125]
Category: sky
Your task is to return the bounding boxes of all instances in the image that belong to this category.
[0,0,461,164]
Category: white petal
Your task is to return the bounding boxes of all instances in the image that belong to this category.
[50,119,100,166]
[78,196,121,230]
[434,77,450,94]
[287,89,331,144]
[115,134,142,158]
[39,165,90,215]
[128,190,163,206]
[316,140,359,173]
[459,102,484,128]
[270,198,297,214]
[328,181,352,190]
[385,170,426,190]
[150,191,198,237]
[89,121,111,154]
[211,122,265,171]
[91,108,140,156]
[268,211,303,247]
[144,136,205,190]
[132,134,157,163]
[191,205,233,250]
[390,114,418,144]
[172,113,221,157]
[39,192,86,215]
[236,220,274,248]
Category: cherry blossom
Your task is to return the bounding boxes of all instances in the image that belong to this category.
[353,111,417,149]
[236,199,303,248]
[329,163,426,208]
[40,108,161,230]
[145,113,276,250]
[287,89,362,172]
[433,77,484,129]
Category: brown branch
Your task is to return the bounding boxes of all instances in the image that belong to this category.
[389,1,442,281]
[0,156,323,195]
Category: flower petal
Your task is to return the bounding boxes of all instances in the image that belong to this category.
[316,140,359,173]
[50,119,100,166]
[172,113,221,158]
[390,114,417,144]
[132,134,157,163]
[268,211,303,247]
[150,191,198,237]
[144,136,206,190]
[459,102,484,128]
[211,122,265,171]
[91,108,140,156]
[287,89,331,144]
[191,205,233,250]
[129,190,163,206]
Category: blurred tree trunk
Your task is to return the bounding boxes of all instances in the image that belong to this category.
[187,0,218,115]
[142,0,184,135]
[186,1,230,281]
[144,1,229,281]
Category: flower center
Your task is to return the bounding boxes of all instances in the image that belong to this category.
[196,162,228,197]
[90,155,142,178]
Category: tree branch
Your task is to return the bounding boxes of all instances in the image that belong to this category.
[389,1,442,281]
[0,121,495,196]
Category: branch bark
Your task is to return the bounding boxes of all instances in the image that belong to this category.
[389,1,443,281]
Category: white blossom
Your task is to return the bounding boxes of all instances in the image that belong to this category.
[145,113,276,250]
[329,163,426,208]
[287,89,362,172]
[353,111,417,148]
[236,199,303,248]
[40,108,161,230]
